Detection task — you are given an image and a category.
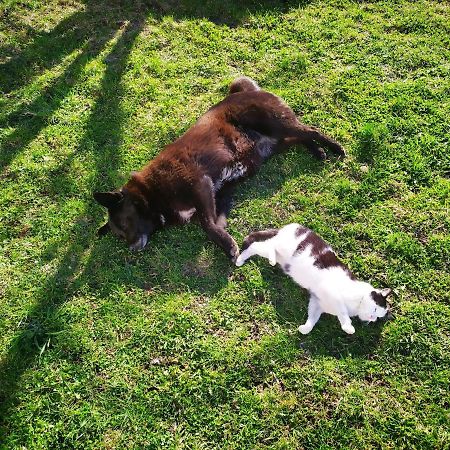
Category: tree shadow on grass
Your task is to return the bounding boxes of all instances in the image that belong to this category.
[0,0,330,440]
[146,0,310,26]
[0,13,150,439]
[0,1,154,171]
[0,0,313,171]
[0,0,308,93]
[1,1,153,94]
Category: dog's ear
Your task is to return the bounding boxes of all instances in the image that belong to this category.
[93,191,123,208]
[97,222,110,236]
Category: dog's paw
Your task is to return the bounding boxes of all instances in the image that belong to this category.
[317,147,327,161]
[332,143,346,158]
[229,241,240,264]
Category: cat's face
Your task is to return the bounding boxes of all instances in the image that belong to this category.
[358,288,391,322]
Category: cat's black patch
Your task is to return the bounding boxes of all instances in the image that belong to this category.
[296,231,328,255]
[242,229,278,251]
[315,250,355,279]
[296,231,355,279]
[295,225,308,237]
[284,263,291,272]
[314,250,340,268]
[371,290,387,307]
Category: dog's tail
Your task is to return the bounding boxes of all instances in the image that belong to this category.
[228,76,260,95]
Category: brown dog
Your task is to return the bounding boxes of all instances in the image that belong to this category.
[94,77,344,262]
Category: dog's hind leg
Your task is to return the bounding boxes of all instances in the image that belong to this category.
[282,138,327,161]
[282,125,345,158]
[230,91,344,158]
[301,125,345,157]
[194,176,239,261]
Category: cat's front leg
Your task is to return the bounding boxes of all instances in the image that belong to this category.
[236,241,276,267]
[337,313,355,334]
[298,294,322,334]
[235,248,251,267]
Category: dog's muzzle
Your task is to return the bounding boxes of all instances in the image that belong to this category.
[129,234,148,251]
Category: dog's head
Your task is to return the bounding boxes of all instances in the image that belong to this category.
[94,184,163,251]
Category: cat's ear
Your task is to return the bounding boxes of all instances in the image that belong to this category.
[380,288,392,297]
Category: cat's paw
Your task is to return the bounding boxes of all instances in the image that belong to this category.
[342,324,355,334]
[298,324,312,335]
[235,254,246,267]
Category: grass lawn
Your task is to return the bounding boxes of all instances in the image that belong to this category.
[1,0,449,448]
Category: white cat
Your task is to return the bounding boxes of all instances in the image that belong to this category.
[236,223,391,334]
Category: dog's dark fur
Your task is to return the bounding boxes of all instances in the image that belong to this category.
[94,77,344,261]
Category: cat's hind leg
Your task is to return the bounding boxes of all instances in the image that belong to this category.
[298,294,322,334]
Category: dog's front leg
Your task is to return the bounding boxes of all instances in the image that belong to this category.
[194,176,239,261]
[215,183,236,229]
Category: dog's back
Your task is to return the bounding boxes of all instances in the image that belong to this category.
[94,77,344,261]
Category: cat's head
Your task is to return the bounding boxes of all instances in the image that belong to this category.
[358,288,392,322]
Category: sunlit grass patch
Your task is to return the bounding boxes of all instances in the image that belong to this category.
[1,0,449,448]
